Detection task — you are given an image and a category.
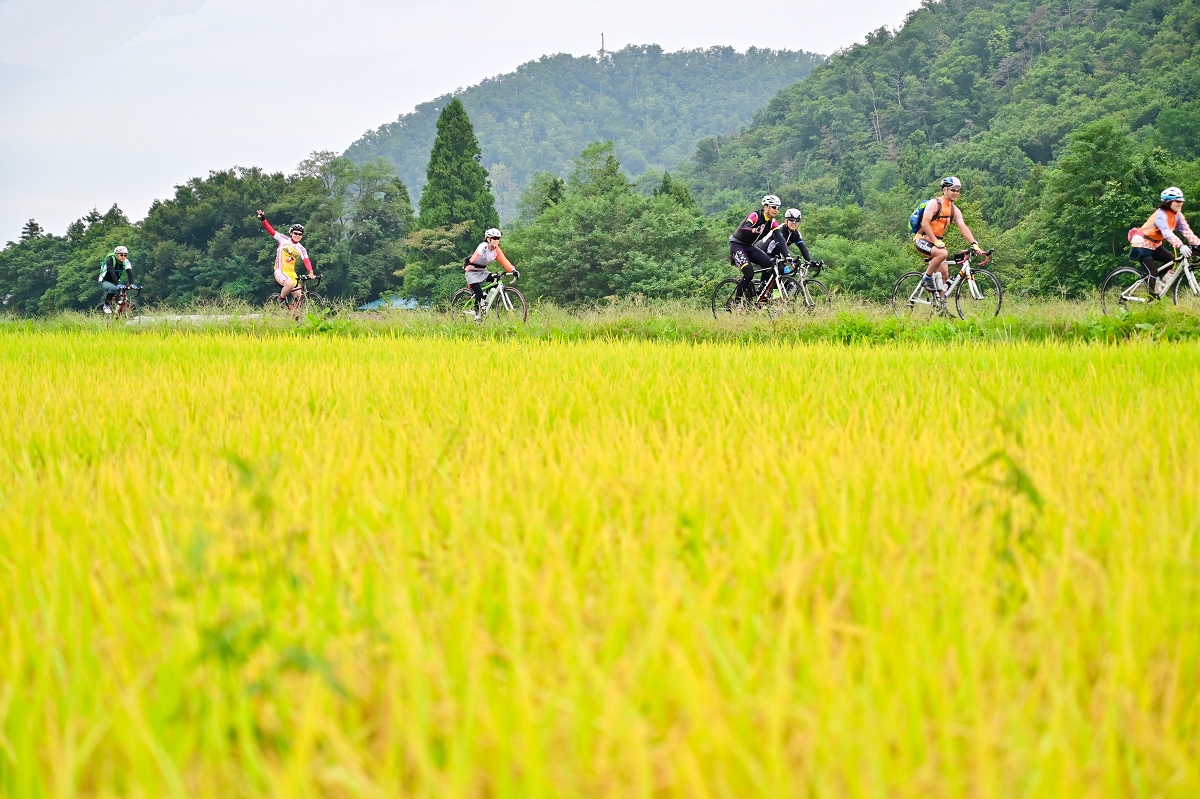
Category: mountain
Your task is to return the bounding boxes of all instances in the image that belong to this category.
[677,0,1200,295]
[345,45,823,220]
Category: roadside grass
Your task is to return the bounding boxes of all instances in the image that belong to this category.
[8,294,1200,344]
[2,332,1199,796]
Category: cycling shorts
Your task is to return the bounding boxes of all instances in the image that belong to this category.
[913,235,944,259]
[274,268,297,286]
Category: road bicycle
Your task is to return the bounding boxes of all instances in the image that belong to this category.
[892,248,1001,320]
[264,274,323,317]
[450,272,528,323]
[98,284,140,319]
[1100,252,1200,315]
[711,257,830,319]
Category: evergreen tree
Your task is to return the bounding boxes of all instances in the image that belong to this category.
[20,219,45,241]
[417,98,498,248]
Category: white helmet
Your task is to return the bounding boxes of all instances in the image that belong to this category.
[114,246,129,255]
[761,194,782,208]
[783,208,802,222]
[1161,187,1185,203]
[485,228,502,239]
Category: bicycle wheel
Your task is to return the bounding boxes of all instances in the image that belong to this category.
[450,288,478,319]
[493,286,528,322]
[711,277,746,318]
[1172,269,1200,313]
[798,279,831,312]
[1100,267,1151,315]
[954,269,1002,320]
[892,272,938,319]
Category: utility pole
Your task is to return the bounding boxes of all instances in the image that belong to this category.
[599,32,606,58]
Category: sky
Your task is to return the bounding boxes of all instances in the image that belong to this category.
[0,0,919,242]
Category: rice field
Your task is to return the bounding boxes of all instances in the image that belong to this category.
[2,327,1199,797]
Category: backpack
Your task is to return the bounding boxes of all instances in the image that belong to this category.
[909,198,941,234]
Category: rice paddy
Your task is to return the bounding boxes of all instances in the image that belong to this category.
[2,325,1199,797]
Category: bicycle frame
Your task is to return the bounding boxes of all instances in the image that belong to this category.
[480,273,519,316]
[749,258,818,306]
[1119,255,1198,304]
[903,250,992,310]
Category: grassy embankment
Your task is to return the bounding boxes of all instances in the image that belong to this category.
[2,330,1199,796]
[11,297,1200,344]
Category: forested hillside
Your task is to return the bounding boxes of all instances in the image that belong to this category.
[679,0,1200,295]
[346,45,823,220]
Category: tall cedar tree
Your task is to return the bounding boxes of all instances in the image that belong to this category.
[418,99,498,255]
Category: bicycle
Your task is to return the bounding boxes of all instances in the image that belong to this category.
[450,272,528,323]
[1100,252,1200,315]
[99,284,140,319]
[892,248,1001,320]
[711,257,830,319]
[264,274,323,317]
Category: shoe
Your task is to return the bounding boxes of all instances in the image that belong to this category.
[102,304,112,314]
[920,275,936,292]
[473,312,482,322]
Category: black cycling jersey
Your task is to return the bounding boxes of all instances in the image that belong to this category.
[758,225,811,262]
[728,209,778,245]
[98,253,134,285]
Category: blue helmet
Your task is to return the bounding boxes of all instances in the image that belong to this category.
[1161,186,1185,203]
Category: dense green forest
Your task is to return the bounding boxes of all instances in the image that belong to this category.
[678,0,1200,296]
[5,0,1200,314]
[345,45,822,220]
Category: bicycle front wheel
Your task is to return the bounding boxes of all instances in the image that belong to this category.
[892,272,937,319]
[954,269,1002,320]
[711,277,745,318]
[1172,269,1200,313]
[492,286,528,322]
[798,279,831,313]
[1100,267,1150,315]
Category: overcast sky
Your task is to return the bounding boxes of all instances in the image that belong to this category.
[0,0,918,242]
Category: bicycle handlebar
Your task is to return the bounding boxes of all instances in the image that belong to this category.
[300,274,323,289]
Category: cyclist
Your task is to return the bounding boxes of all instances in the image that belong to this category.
[1128,187,1198,295]
[465,228,518,321]
[913,177,984,298]
[729,194,782,301]
[758,207,813,263]
[256,210,313,304]
[98,245,136,313]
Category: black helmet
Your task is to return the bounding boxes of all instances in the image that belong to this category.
[289,223,305,235]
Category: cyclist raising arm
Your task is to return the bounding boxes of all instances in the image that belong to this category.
[914,177,984,298]
[98,246,135,313]
[730,195,782,301]
[1128,187,1199,295]
[256,210,313,304]
[465,228,518,321]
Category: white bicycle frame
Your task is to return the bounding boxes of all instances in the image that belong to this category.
[757,259,820,306]
[480,274,519,316]
[1119,254,1199,304]
[904,253,987,311]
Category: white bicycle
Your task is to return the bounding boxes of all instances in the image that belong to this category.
[892,248,1001,320]
[1100,252,1200,314]
[450,272,528,323]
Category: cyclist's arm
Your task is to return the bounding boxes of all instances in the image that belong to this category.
[1173,212,1200,247]
[791,233,812,262]
[955,209,981,250]
[494,246,515,273]
[297,243,314,276]
[124,260,135,284]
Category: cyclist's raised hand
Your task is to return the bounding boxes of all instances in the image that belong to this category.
[255,209,266,221]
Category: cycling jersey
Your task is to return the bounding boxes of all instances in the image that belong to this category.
[758,226,811,262]
[261,219,312,280]
[1132,209,1200,249]
[98,253,133,284]
[916,198,961,240]
[466,241,515,273]
[728,210,779,245]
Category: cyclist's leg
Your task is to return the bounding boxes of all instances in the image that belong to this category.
[469,282,484,310]
[916,238,949,295]
[99,280,120,310]
[275,269,297,302]
[1138,246,1173,294]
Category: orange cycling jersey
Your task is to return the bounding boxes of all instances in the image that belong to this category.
[920,198,961,240]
